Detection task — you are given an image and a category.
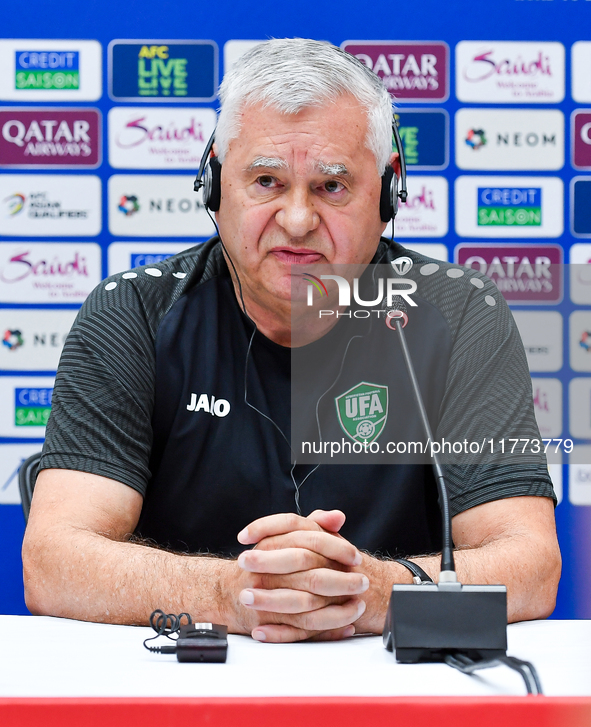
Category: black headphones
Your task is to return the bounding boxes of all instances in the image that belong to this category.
[194,116,407,223]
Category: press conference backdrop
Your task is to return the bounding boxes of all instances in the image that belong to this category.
[1,0,590,619]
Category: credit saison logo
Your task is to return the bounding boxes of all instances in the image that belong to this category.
[14,387,52,426]
[477,187,541,227]
[186,392,230,418]
[0,109,100,166]
[2,191,88,220]
[109,41,217,102]
[15,51,79,90]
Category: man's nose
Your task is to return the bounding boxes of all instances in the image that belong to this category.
[275,187,320,237]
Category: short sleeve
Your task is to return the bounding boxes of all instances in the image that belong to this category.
[39,279,157,496]
[434,280,556,516]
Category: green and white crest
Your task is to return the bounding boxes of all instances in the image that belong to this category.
[335,382,388,444]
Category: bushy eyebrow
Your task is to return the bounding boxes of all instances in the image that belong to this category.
[316,161,349,176]
[245,156,288,171]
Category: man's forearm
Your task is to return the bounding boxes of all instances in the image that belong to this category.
[357,533,561,634]
[23,527,237,627]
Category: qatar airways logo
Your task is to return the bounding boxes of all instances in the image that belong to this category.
[456,42,565,103]
[108,108,216,169]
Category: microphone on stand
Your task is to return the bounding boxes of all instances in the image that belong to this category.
[381,295,508,664]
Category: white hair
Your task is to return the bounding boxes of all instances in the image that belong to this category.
[216,38,393,173]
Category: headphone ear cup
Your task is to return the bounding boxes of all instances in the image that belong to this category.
[380,166,395,223]
[203,156,222,212]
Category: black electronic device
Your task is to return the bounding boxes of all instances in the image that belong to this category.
[194,116,408,223]
[382,300,509,665]
[143,610,228,663]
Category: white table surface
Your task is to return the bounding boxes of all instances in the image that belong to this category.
[0,616,589,699]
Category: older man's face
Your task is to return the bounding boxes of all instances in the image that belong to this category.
[215,95,387,304]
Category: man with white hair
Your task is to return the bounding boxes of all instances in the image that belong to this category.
[23,39,560,642]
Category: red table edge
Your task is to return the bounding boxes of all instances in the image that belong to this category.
[1,696,591,727]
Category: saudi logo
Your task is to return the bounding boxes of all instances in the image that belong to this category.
[465,128,486,150]
[335,382,388,444]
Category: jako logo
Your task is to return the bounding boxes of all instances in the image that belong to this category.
[186,392,230,417]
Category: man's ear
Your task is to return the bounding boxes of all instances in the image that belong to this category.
[388,151,401,179]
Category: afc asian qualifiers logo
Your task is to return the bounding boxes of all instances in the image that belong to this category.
[341,41,449,102]
[336,382,388,444]
[109,40,218,102]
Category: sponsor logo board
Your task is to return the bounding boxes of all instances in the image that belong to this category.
[572,111,591,170]
[108,175,215,237]
[570,244,591,304]
[531,377,562,438]
[0,175,101,237]
[512,311,563,372]
[0,443,44,504]
[455,109,564,171]
[455,176,563,238]
[571,178,591,237]
[0,108,101,168]
[392,243,448,262]
[223,40,263,74]
[0,40,101,101]
[569,445,591,506]
[456,41,565,103]
[108,241,196,275]
[0,242,101,303]
[0,309,77,371]
[395,110,448,169]
[455,244,562,304]
[108,107,216,169]
[570,381,591,438]
[569,311,591,373]
[109,40,217,102]
[383,176,448,238]
[0,376,54,437]
[572,42,591,103]
[341,41,449,102]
